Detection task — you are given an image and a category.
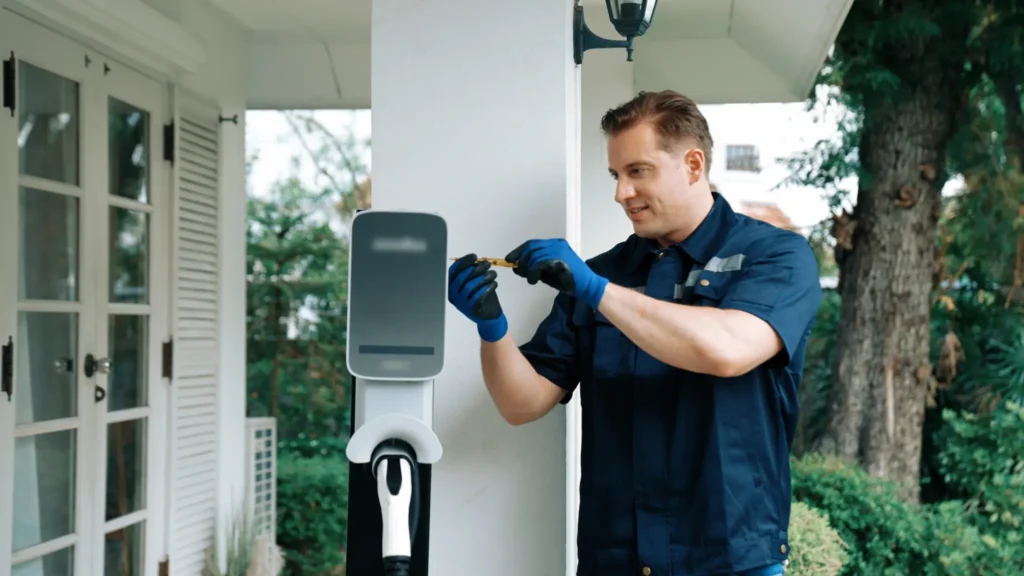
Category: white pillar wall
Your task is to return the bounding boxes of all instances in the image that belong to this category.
[371,1,580,574]
[580,32,637,261]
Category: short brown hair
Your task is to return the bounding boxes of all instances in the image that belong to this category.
[600,90,714,172]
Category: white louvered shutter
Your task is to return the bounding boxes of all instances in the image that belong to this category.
[166,91,222,575]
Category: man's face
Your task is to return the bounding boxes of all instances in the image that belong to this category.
[607,122,705,243]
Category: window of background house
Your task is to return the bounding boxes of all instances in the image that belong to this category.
[725,144,761,172]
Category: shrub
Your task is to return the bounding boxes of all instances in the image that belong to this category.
[791,453,929,575]
[792,450,1024,575]
[786,501,848,576]
[278,433,349,459]
[917,499,1003,576]
[276,453,349,575]
[932,401,1024,574]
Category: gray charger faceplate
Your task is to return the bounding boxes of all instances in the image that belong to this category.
[346,210,447,381]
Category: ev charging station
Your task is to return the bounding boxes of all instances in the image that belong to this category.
[345,210,446,576]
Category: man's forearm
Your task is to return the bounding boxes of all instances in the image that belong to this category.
[596,283,781,377]
[480,334,565,425]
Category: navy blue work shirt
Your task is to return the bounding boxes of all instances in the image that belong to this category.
[520,193,822,576]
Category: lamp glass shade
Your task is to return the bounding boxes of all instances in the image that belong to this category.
[607,0,657,36]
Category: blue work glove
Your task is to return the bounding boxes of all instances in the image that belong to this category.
[448,254,508,342]
[505,239,609,308]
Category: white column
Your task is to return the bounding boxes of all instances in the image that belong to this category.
[371,1,580,575]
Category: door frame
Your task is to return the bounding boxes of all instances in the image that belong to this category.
[0,8,17,575]
[0,8,171,576]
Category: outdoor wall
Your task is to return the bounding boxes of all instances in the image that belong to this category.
[579,22,637,261]
[370,0,579,573]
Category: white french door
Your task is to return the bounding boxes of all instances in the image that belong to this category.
[0,9,168,576]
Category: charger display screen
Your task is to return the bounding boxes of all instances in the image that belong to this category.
[347,211,447,379]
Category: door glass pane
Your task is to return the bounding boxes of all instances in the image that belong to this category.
[108,315,147,411]
[16,312,78,425]
[109,208,148,304]
[13,430,77,551]
[11,546,74,576]
[105,419,146,521]
[18,61,79,185]
[108,98,149,203]
[104,522,144,576]
[19,187,79,301]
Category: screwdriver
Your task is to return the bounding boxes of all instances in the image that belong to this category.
[450,257,517,268]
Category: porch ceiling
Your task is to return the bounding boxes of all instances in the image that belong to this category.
[231,0,852,109]
[211,0,370,42]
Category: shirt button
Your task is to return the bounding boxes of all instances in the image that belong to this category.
[657,252,664,259]
[699,279,710,286]
[641,568,651,576]
[781,544,788,553]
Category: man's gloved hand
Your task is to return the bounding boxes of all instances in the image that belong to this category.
[505,239,608,308]
[448,253,508,342]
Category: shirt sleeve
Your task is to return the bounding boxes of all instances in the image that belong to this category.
[518,292,580,403]
[718,232,823,365]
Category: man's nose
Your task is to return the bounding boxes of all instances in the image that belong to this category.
[615,181,635,203]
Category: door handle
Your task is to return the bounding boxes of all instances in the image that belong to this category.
[2,336,12,401]
[84,353,112,378]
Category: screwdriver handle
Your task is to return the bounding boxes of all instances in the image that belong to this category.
[450,257,517,268]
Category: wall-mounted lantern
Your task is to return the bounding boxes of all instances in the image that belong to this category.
[573,0,659,65]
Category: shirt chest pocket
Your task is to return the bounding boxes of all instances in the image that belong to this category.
[687,273,733,308]
[573,306,636,380]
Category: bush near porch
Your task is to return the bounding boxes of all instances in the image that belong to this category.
[276,449,349,575]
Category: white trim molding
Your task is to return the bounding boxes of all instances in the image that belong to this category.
[11,0,206,76]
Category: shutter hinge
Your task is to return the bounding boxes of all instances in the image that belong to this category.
[2,336,13,401]
[158,559,169,576]
[162,338,173,380]
[163,122,174,163]
[2,52,15,117]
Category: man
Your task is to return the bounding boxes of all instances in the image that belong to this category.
[447,90,822,576]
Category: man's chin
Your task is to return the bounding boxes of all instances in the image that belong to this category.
[631,223,659,239]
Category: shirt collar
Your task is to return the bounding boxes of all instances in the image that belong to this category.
[622,192,735,274]
[679,191,735,264]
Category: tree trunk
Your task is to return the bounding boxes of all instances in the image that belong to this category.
[270,295,282,418]
[817,53,961,503]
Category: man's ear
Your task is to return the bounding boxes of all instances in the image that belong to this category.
[684,148,705,183]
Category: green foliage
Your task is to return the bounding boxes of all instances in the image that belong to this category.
[786,501,848,576]
[276,454,349,575]
[928,287,1024,412]
[245,111,371,444]
[805,220,840,278]
[794,290,842,455]
[941,72,1024,294]
[246,111,371,575]
[246,161,356,442]
[934,401,1024,572]
[774,89,862,206]
[278,433,350,459]
[793,450,1024,575]
[917,499,1004,576]
[791,453,929,574]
